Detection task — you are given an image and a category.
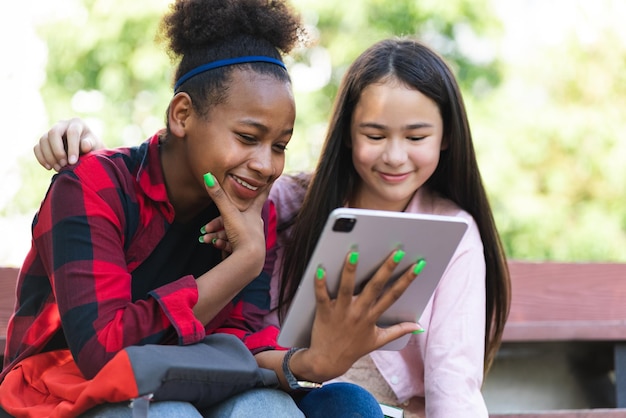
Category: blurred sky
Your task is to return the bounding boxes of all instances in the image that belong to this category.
[0,0,624,266]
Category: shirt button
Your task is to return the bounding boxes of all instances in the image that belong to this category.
[390,375,400,385]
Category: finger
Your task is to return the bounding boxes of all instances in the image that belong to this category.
[198,230,223,244]
[48,120,74,167]
[373,322,423,349]
[202,172,255,249]
[199,231,232,254]
[79,137,95,155]
[66,119,89,164]
[209,237,231,252]
[79,133,104,161]
[200,216,225,235]
[201,230,227,243]
[34,142,52,171]
[370,261,422,318]
[203,172,239,221]
[335,250,359,306]
[357,250,403,304]
[313,265,330,308]
[36,131,62,171]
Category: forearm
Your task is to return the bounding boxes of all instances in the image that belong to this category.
[193,250,264,324]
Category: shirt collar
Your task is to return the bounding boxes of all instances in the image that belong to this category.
[136,132,175,221]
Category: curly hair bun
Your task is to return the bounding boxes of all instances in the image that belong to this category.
[159,0,304,59]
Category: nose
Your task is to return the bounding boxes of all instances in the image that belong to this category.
[248,144,280,179]
[382,138,408,167]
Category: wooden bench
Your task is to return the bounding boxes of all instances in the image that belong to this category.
[489,261,626,417]
[0,267,18,365]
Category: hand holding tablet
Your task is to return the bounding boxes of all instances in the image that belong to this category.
[278,208,469,351]
[298,247,427,378]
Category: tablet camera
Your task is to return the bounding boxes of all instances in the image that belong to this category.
[332,216,356,233]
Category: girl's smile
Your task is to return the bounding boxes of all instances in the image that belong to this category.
[377,171,411,183]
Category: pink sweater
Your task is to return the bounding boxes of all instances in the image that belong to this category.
[267,173,488,417]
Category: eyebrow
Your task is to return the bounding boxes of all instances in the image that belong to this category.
[239,119,293,136]
[358,122,433,130]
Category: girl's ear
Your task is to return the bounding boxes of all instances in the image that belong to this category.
[168,93,193,137]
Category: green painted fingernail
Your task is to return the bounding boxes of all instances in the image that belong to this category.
[413,259,426,275]
[349,251,359,265]
[316,266,324,280]
[393,250,405,263]
[211,237,217,245]
[412,328,425,334]
[200,225,206,234]
[198,236,205,243]
[204,172,215,187]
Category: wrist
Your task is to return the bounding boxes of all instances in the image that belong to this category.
[282,348,322,391]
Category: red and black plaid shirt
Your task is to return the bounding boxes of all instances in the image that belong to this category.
[1,133,279,381]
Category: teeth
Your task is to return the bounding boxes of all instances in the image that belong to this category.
[234,176,259,191]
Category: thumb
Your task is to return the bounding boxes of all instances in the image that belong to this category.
[203,172,238,221]
[375,322,423,349]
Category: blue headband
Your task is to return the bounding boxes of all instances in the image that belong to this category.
[173,56,287,91]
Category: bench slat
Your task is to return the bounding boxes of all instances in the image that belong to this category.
[504,261,626,342]
[503,321,626,341]
[0,267,18,357]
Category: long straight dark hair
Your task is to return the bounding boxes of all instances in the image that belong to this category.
[278,37,510,373]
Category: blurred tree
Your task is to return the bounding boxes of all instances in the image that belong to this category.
[9,0,626,263]
[9,0,171,217]
[38,0,171,146]
[14,0,503,214]
[287,0,503,170]
[471,12,626,262]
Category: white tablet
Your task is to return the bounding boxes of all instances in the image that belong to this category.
[277,207,469,350]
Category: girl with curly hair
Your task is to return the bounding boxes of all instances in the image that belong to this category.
[1,1,423,417]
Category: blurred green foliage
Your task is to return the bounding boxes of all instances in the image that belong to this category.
[9,0,626,262]
[38,0,171,139]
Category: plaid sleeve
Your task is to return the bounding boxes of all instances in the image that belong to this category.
[208,200,281,352]
[40,160,204,379]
